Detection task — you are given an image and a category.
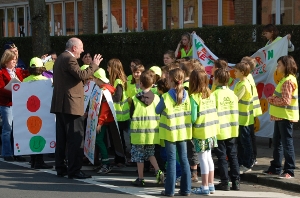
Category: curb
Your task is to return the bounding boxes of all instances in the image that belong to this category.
[241,173,300,193]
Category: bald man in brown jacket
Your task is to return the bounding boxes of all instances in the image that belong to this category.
[51,37,103,179]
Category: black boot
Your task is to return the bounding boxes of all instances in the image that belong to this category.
[34,154,53,169]
[30,155,36,168]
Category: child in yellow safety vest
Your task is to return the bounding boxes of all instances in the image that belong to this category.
[130,70,164,187]
[189,69,219,195]
[241,56,263,167]
[212,68,240,191]
[233,62,254,174]
[106,58,129,167]
[156,68,192,196]
[264,55,299,179]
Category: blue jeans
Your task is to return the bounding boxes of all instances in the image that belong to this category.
[164,140,191,195]
[268,120,295,176]
[238,125,253,168]
[215,138,240,183]
[160,147,182,178]
[1,106,13,157]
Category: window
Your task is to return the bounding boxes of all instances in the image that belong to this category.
[126,0,137,32]
[54,3,62,36]
[105,0,123,33]
[222,0,234,25]
[281,0,299,25]
[65,1,75,35]
[261,0,277,24]
[170,0,179,29]
[7,8,15,37]
[203,0,218,26]
[17,7,25,37]
[184,0,196,29]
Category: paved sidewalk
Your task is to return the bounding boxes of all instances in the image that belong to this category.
[240,129,300,193]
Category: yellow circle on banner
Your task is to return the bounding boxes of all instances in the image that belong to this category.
[273,70,284,84]
[254,117,260,133]
[260,98,268,114]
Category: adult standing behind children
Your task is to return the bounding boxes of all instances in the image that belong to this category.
[263,24,294,52]
[50,37,103,179]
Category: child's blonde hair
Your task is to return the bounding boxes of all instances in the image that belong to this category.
[234,62,250,76]
[168,68,185,105]
[107,58,127,89]
[241,56,257,71]
[189,69,210,99]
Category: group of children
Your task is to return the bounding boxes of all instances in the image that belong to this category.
[22,43,298,196]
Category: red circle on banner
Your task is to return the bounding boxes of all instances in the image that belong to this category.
[27,95,41,112]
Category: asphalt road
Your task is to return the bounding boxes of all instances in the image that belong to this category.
[0,157,299,198]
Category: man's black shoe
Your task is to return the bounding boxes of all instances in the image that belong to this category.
[4,156,15,161]
[34,163,53,169]
[68,171,92,179]
[14,156,26,162]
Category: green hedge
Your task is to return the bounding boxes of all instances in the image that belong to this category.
[1,25,299,75]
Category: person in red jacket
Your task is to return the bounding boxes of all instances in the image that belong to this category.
[0,50,28,161]
[93,68,124,174]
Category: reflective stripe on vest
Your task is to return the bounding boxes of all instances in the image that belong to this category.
[130,95,160,144]
[113,79,130,121]
[247,74,262,117]
[159,92,192,142]
[234,80,254,126]
[191,93,220,139]
[180,48,193,58]
[213,87,239,140]
[269,75,299,120]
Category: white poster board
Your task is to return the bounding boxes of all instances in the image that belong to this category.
[83,80,95,111]
[84,85,102,164]
[12,80,56,155]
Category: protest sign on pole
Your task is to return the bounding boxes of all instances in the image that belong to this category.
[12,80,56,155]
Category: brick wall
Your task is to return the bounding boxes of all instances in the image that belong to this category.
[82,0,95,34]
[234,0,253,25]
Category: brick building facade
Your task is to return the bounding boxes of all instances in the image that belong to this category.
[0,0,298,37]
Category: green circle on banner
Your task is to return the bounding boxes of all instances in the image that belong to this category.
[29,136,46,152]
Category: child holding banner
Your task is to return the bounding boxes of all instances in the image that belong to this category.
[23,57,53,169]
[107,58,129,167]
[264,55,298,179]
[212,68,240,191]
[263,24,294,52]
[93,68,118,174]
[175,32,193,59]
[130,70,164,186]
[233,62,254,174]
[189,69,219,195]
[156,68,191,196]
